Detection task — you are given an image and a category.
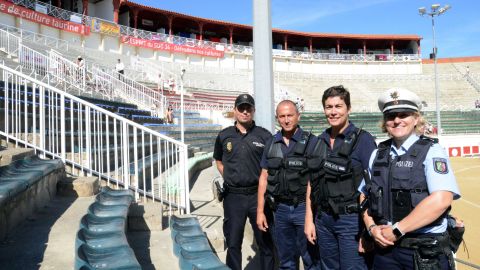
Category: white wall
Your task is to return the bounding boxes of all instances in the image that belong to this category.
[84,32,102,49]
[18,18,39,33]
[40,24,60,39]
[103,35,120,53]
[0,13,15,26]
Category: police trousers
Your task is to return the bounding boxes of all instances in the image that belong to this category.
[223,192,275,270]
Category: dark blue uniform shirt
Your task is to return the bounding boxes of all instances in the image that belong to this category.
[260,127,318,169]
[318,122,376,170]
[214,122,271,187]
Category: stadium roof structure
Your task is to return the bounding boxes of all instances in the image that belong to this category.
[121,0,420,54]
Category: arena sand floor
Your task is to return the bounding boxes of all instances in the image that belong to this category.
[449,157,480,269]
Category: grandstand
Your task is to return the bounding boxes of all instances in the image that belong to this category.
[0,0,479,269]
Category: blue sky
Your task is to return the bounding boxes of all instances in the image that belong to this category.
[133,0,479,59]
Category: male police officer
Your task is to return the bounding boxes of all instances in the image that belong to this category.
[359,88,461,269]
[214,94,275,270]
[257,100,319,270]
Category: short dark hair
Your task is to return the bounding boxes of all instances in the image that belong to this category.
[322,85,351,109]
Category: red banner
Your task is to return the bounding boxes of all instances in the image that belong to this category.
[0,0,89,35]
[121,36,224,58]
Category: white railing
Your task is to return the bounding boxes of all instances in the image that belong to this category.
[114,69,167,117]
[18,43,49,78]
[91,66,162,113]
[49,49,86,90]
[0,63,190,214]
[0,23,68,51]
[0,29,20,56]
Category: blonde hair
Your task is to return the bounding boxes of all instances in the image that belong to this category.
[379,112,425,136]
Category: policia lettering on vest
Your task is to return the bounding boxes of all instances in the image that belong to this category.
[359,88,462,270]
[305,85,377,270]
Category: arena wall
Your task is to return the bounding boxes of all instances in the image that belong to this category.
[0,12,424,75]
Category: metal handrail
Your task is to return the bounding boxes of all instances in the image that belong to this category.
[49,49,86,90]
[0,29,20,56]
[0,62,190,214]
[0,22,68,51]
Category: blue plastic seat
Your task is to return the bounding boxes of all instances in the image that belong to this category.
[170,222,204,240]
[95,192,133,206]
[76,228,129,250]
[179,250,228,270]
[170,215,201,227]
[0,179,30,196]
[87,203,129,218]
[173,233,211,257]
[100,186,134,197]
[0,170,43,185]
[75,244,141,270]
[80,213,126,233]
[13,156,63,174]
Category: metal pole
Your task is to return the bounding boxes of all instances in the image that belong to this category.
[253,0,275,133]
[180,71,185,143]
[431,16,442,137]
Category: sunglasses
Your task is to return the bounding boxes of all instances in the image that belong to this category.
[384,112,414,121]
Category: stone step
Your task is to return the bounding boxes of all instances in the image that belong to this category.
[0,147,35,167]
[57,176,99,197]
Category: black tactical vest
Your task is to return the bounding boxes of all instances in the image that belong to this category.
[310,128,364,215]
[265,131,313,205]
[367,136,446,225]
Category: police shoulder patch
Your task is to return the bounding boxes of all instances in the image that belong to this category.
[433,158,449,174]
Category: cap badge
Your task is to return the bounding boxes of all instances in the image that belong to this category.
[390,91,400,105]
[243,95,247,99]
[226,142,233,152]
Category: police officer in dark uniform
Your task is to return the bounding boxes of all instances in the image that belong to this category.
[305,85,376,270]
[214,94,275,270]
[257,100,319,270]
[359,88,461,270]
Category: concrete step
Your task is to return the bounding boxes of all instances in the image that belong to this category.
[189,164,261,268]
[0,147,35,167]
[57,176,100,197]
[0,195,95,269]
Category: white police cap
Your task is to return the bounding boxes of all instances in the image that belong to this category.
[378,88,422,113]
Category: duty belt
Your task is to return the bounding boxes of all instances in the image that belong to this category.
[397,232,449,249]
[321,203,359,215]
[224,184,258,195]
[276,197,306,206]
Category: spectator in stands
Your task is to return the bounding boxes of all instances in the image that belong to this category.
[76,56,85,85]
[475,99,480,109]
[168,76,175,93]
[358,87,460,269]
[115,59,125,80]
[305,85,377,270]
[300,98,306,112]
[214,94,275,270]
[76,56,85,69]
[165,106,174,124]
[157,73,163,95]
[466,65,470,75]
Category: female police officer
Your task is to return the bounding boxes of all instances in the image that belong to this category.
[359,88,461,269]
[305,85,376,269]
